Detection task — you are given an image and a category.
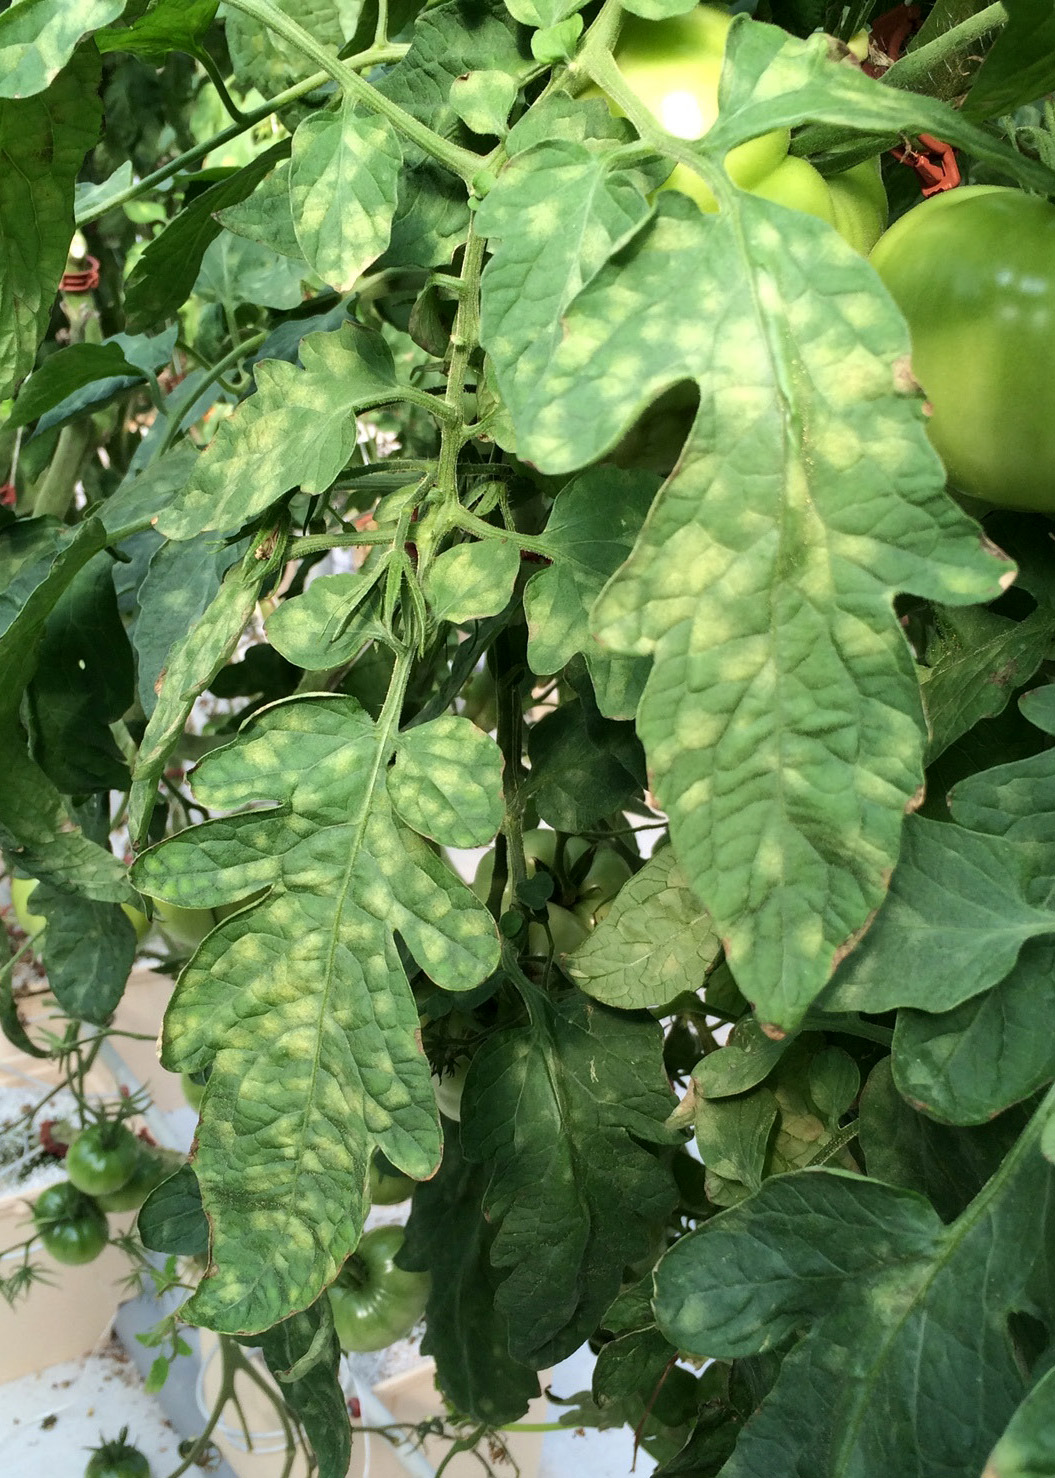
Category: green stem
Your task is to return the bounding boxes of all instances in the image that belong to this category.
[434,219,486,508]
[196,48,249,124]
[222,0,483,181]
[32,421,94,519]
[75,43,407,228]
[452,507,557,560]
[885,2,1006,93]
[792,1,1009,163]
[806,1118,860,1167]
[157,331,267,457]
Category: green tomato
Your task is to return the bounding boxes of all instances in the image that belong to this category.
[572,847,633,924]
[826,158,888,256]
[432,1058,469,1122]
[597,7,885,252]
[33,1180,109,1266]
[94,1144,184,1213]
[368,1152,415,1205]
[870,185,1055,512]
[471,829,591,905]
[527,902,590,958]
[66,1123,140,1198]
[181,1070,208,1111]
[10,876,149,942]
[609,7,790,212]
[328,1225,430,1353]
[84,1427,152,1478]
[151,899,218,953]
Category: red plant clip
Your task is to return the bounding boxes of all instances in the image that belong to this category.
[866,5,960,195]
[0,483,16,507]
[863,3,922,76]
[891,133,962,194]
[60,256,100,293]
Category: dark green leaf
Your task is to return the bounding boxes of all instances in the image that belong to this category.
[250,1302,352,1478]
[461,988,677,1365]
[858,1057,1030,1223]
[0,48,103,397]
[654,1096,1055,1478]
[124,143,289,332]
[893,939,1055,1125]
[402,1131,539,1424]
[138,1164,209,1256]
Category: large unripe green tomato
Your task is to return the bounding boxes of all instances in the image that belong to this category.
[601,7,887,251]
[328,1225,430,1353]
[609,7,789,211]
[10,876,150,943]
[870,186,1055,513]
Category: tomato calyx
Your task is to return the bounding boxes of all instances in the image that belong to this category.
[84,1426,151,1478]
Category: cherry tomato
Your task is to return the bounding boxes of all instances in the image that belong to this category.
[870,185,1055,512]
[33,1180,109,1266]
[66,1124,140,1198]
[327,1225,430,1353]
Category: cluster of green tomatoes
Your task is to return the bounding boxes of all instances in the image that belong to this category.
[32,1122,180,1266]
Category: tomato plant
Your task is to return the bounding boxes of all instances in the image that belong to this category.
[327,1226,430,1353]
[870,184,1055,512]
[33,1181,109,1266]
[66,1123,140,1197]
[84,1428,151,1478]
[3,2,1055,1475]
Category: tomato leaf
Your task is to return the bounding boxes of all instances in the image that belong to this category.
[921,602,1055,764]
[653,1092,1055,1478]
[423,540,521,626]
[0,48,102,399]
[822,814,1055,1016]
[401,1130,540,1425]
[138,1164,209,1256]
[123,144,289,334]
[129,561,270,845]
[0,0,126,99]
[25,554,134,794]
[567,848,722,1011]
[892,938,1055,1125]
[522,468,657,721]
[290,99,402,292]
[0,516,134,901]
[133,534,247,718]
[156,325,409,541]
[962,0,1055,122]
[460,987,677,1365]
[246,1303,351,1478]
[95,0,218,60]
[984,1363,1055,1478]
[132,698,501,1332]
[486,182,1010,1029]
[857,1058,1028,1223]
